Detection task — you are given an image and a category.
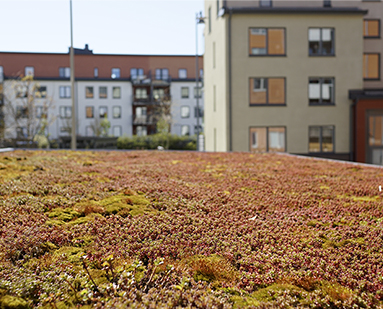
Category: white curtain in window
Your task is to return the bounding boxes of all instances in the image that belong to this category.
[309,84,320,99]
[269,132,284,149]
[322,29,331,42]
[322,83,331,99]
[181,125,189,136]
[309,29,320,41]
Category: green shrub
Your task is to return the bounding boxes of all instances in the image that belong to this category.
[117,134,196,150]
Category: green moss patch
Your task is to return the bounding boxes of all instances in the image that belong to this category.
[0,295,29,309]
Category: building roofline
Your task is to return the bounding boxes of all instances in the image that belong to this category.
[223,6,368,15]
[0,51,203,58]
[349,89,383,100]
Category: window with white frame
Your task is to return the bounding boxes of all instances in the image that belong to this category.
[99,86,107,99]
[59,67,70,78]
[94,68,98,78]
[178,69,187,79]
[60,106,72,118]
[86,106,94,118]
[16,106,28,119]
[59,86,71,98]
[194,87,202,98]
[113,126,122,137]
[155,68,169,80]
[85,86,94,98]
[181,87,189,99]
[309,78,334,105]
[131,68,144,79]
[113,87,121,99]
[181,125,190,136]
[113,106,121,118]
[136,126,147,136]
[111,68,120,79]
[135,88,148,99]
[99,106,108,118]
[35,86,47,98]
[181,106,190,118]
[25,66,34,77]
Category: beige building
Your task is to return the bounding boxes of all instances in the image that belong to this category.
[204,0,383,163]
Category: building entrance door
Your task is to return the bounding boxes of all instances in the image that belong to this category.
[368,113,383,165]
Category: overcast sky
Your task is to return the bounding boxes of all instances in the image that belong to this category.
[1,0,205,55]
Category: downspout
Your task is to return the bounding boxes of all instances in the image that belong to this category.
[228,8,233,152]
[350,99,358,162]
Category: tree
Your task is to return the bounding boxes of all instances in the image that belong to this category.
[90,117,110,137]
[2,75,55,145]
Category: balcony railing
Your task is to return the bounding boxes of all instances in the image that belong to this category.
[130,72,172,85]
[132,94,172,105]
[133,115,155,125]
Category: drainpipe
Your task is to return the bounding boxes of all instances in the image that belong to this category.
[228,8,233,152]
[350,99,358,162]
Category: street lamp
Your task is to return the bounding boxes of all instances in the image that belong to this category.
[70,0,76,150]
[195,11,205,151]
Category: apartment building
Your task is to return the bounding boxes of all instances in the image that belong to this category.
[0,46,204,143]
[204,0,383,164]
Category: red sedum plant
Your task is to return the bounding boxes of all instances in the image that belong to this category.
[0,150,383,308]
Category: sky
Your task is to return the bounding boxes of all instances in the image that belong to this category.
[1,0,205,55]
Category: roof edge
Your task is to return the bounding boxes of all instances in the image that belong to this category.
[223,6,368,15]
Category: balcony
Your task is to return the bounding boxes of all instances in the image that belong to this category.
[131,72,172,85]
[133,115,155,125]
[132,94,172,105]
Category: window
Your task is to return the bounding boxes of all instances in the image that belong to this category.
[181,106,190,118]
[260,0,272,7]
[136,126,147,136]
[309,126,334,153]
[60,106,72,118]
[323,0,331,7]
[85,86,94,98]
[178,69,187,79]
[364,53,380,80]
[25,66,34,77]
[111,68,120,79]
[309,28,334,56]
[94,68,98,78]
[113,87,121,99]
[16,85,27,98]
[135,88,148,99]
[59,67,70,78]
[99,86,107,99]
[181,125,190,136]
[216,0,220,16]
[113,106,121,118]
[36,106,47,119]
[194,106,204,118]
[364,19,380,38]
[60,127,71,134]
[86,126,94,137]
[213,42,216,68]
[250,127,286,152]
[155,68,169,80]
[113,126,122,137]
[369,115,383,146]
[59,86,71,98]
[35,86,47,98]
[249,28,285,55]
[213,85,216,112]
[86,106,94,118]
[0,66,3,82]
[16,106,28,119]
[194,87,202,98]
[153,88,165,100]
[99,106,108,118]
[249,77,285,105]
[208,7,211,33]
[16,127,28,138]
[131,68,144,79]
[181,87,189,98]
[309,78,334,105]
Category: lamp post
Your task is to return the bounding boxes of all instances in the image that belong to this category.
[195,11,205,151]
[70,0,76,150]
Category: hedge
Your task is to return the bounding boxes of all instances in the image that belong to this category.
[117,134,196,150]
